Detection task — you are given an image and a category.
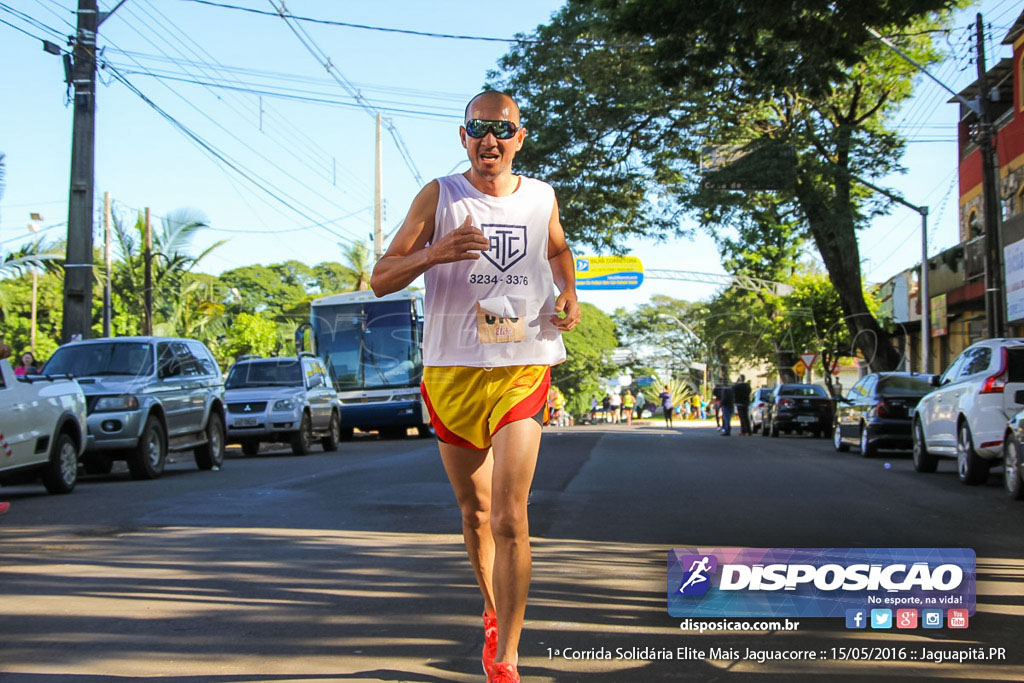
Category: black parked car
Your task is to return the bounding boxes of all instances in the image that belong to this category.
[833,372,934,457]
[762,384,833,438]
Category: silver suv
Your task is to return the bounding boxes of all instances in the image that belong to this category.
[225,354,342,456]
[41,337,226,479]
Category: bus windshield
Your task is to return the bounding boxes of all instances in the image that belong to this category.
[313,299,420,390]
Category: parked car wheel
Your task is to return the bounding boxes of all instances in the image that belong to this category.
[859,425,877,458]
[240,439,260,457]
[194,413,226,470]
[127,415,167,480]
[320,410,341,451]
[82,453,113,475]
[770,420,780,437]
[1003,432,1024,500]
[42,432,78,494]
[290,412,313,456]
[833,424,849,452]
[912,420,938,473]
[417,422,435,438]
[956,422,989,485]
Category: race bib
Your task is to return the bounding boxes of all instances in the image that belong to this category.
[476,302,526,343]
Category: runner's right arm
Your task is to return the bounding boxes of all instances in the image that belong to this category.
[370,180,490,296]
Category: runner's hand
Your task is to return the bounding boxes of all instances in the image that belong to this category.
[551,292,581,331]
[430,216,489,263]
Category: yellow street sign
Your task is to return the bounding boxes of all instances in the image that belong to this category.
[792,360,807,376]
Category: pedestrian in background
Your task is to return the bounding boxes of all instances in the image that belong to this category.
[719,379,736,436]
[659,385,674,428]
[732,374,752,436]
[623,390,635,426]
[712,384,724,428]
[14,351,38,377]
[635,389,645,419]
[609,390,622,424]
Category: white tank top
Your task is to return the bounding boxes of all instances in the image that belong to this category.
[422,173,567,367]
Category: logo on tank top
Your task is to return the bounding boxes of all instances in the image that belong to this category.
[481,223,527,272]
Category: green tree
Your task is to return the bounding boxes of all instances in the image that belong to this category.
[222,312,279,360]
[492,0,963,371]
[553,302,619,415]
[614,295,708,384]
[108,207,224,335]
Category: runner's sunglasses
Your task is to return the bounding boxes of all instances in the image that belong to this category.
[464,119,519,139]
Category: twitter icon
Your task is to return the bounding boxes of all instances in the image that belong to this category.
[870,609,893,629]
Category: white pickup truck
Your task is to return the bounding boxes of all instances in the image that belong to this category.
[0,358,87,494]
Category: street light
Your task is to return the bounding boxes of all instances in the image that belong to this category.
[28,213,42,352]
[658,313,709,394]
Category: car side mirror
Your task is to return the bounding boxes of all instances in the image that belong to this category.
[309,375,323,389]
[1015,389,1024,405]
[930,375,942,388]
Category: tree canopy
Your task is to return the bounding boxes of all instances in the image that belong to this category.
[491,0,964,371]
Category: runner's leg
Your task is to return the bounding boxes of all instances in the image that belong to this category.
[489,417,542,666]
[439,444,496,617]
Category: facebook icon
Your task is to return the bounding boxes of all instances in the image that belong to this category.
[845,609,866,629]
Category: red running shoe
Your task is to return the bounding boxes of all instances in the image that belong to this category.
[0,502,9,515]
[482,611,498,675]
[488,662,520,683]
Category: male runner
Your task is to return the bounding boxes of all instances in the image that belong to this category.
[370,90,580,683]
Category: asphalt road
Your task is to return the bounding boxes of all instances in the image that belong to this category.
[1,420,1022,682]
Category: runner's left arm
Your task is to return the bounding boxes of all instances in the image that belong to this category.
[547,198,581,331]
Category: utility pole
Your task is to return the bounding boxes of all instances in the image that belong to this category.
[144,207,153,336]
[61,0,99,343]
[103,192,112,337]
[60,0,127,343]
[374,113,383,263]
[976,13,1005,338]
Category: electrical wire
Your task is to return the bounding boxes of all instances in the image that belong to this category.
[132,0,372,196]
[267,0,425,185]
[104,1,372,229]
[102,63,362,245]
[183,0,547,44]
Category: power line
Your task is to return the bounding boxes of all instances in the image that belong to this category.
[266,0,425,185]
[183,0,546,44]
[130,0,372,196]
[102,63,362,245]
[106,67,463,120]
[95,15,368,245]
[104,1,372,228]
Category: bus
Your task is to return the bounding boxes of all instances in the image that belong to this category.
[299,289,430,439]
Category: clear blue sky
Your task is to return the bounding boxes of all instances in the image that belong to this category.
[0,0,1020,314]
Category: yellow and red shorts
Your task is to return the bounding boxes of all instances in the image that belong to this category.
[420,365,551,450]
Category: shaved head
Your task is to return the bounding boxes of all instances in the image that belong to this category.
[465,90,520,124]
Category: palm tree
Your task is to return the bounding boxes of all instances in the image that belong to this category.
[110,207,226,333]
[339,241,372,291]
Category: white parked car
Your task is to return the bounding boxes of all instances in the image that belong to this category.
[0,358,87,494]
[912,338,1024,484]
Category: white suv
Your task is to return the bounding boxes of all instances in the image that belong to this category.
[912,338,1024,484]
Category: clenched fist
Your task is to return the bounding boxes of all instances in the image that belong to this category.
[430,215,490,264]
